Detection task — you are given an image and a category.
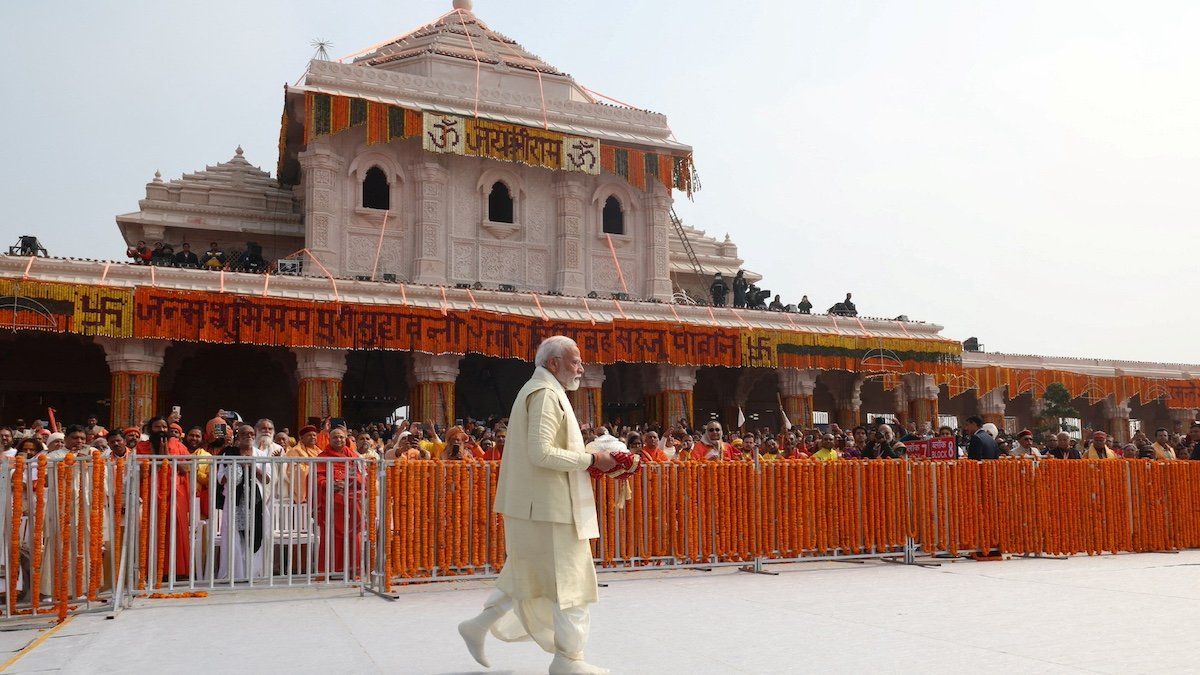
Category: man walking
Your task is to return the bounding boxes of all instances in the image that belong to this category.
[459,336,616,674]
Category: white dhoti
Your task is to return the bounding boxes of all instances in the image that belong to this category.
[488,516,597,659]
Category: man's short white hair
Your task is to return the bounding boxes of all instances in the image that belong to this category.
[535,335,579,368]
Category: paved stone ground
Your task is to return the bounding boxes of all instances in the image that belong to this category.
[2,551,1197,674]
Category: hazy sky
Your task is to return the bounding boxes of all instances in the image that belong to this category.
[1,1,1197,364]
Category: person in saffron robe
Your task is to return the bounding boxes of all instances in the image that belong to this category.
[693,422,734,460]
[315,428,363,577]
[136,416,192,578]
[285,426,323,502]
[638,430,670,462]
[479,438,502,461]
[439,426,477,461]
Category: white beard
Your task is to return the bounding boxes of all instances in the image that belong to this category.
[563,377,582,392]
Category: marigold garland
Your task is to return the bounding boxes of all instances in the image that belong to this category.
[75,456,86,600]
[137,460,150,591]
[366,460,378,579]
[88,451,104,601]
[9,454,24,614]
[57,455,72,623]
[113,456,125,580]
[155,461,170,587]
[32,455,46,613]
[7,456,1200,598]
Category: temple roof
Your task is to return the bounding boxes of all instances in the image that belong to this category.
[348,4,569,80]
[669,223,759,281]
[159,146,285,194]
[291,3,688,154]
[115,147,301,245]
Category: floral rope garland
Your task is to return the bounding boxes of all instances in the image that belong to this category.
[32,455,46,613]
[8,454,24,613]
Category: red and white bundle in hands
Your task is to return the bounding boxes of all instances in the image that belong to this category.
[586,434,642,509]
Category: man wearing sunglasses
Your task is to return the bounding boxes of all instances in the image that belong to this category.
[692,422,734,461]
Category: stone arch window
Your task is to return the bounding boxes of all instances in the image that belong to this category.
[602,196,625,235]
[362,166,390,210]
[488,181,515,224]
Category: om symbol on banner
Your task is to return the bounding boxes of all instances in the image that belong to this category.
[423,112,465,154]
[563,137,600,175]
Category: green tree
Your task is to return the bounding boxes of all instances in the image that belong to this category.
[1036,382,1079,436]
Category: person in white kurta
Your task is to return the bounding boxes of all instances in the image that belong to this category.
[216,425,273,581]
[459,337,618,675]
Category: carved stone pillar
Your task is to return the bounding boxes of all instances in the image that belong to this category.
[904,373,940,431]
[294,348,348,428]
[643,183,674,302]
[778,369,819,429]
[828,374,864,428]
[568,364,606,428]
[97,338,168,429]
[978,387,1007,429]
[553,174,586,297]
[411,353,461,428]
[653,365,697,429]
[1099,396,1132,444]
[410,161,449,285]
[298,146,344,276]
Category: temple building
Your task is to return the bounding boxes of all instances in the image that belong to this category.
[1,0,1197,442]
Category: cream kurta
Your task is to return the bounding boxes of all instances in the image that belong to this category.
[489,367,598,654]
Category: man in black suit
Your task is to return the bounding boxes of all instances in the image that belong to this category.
[964,415,999,460]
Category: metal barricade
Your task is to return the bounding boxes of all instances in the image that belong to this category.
[0,452,130,622]
[118,455,371,605]
[7,454,1200,619]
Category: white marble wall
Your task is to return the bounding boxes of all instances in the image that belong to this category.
[299,130,672,300]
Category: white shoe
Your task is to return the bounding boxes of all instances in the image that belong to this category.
[549,653,609,674]
[458,617,491,668]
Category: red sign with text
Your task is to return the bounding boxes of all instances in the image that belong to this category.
[904,438,957,460]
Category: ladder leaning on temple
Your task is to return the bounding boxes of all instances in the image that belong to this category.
[670,206,705,304]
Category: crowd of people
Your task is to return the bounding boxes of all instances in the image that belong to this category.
[707,269,845,317]
[1,408,1196,587]
[3,412,1199,466]
[125,240,267,273]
